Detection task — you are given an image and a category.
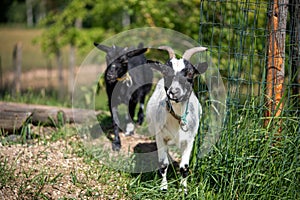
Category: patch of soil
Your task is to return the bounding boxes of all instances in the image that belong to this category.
[0,124,161,199]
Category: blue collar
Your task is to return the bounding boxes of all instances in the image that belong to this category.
[166,98,189,131]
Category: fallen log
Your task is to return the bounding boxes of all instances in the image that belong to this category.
[0,109,31,133]
[0,102,100,134]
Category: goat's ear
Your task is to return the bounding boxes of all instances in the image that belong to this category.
[94,42,111,53]
[126,48,148,58]
[137,42,144,48]
[194,62,208,74]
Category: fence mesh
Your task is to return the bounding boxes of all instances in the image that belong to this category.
[198,0,299,122]
[196,0,299,166]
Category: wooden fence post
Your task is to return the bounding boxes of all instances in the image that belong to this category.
[47,58,52,89]
[69,45,75,97]
[56,49,64,100]
[264,0,288,132]
[13,42,22,95]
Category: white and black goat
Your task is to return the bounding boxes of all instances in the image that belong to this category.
[146,46,208,193]
[94,43,153,151]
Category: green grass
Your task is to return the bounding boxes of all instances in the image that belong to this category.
[1,89,71,107]
[1,93,299,199]
[0,24,298,199]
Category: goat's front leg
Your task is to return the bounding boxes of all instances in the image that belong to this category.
[111,106,121,151]
[137,95,146,125]
[179,139,194,194]
[156,136,169,191]
[125,99,137,136]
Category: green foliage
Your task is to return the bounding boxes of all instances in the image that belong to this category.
[37,0,202,57]
[6,1,26,23]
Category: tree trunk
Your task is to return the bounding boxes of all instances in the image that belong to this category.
[26,0,34,27]
[264,0,288,132]
[122,11,130,27]
[37,0,46,23]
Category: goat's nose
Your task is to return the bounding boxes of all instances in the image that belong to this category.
[169,87,180,95]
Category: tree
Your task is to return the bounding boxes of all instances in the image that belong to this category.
[37,0,202,100]
[38,0,202,54]
[38,0,91,100]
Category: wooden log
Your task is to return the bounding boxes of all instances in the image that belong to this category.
[0,102,100,133]
[264,0,288,133]
[31,109,66,126]
[0,110,32,133]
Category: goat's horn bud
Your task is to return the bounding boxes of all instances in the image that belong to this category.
[182,47,207,61]
[158,46,175,59]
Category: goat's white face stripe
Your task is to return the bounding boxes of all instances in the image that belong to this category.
[170,58,185,72]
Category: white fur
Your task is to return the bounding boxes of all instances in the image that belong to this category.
[146,78,202,192]
[171,58,185,72]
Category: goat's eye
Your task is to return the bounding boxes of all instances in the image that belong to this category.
[187,71,194,79]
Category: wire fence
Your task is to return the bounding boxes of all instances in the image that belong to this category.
[198,0,299,123]
[195,0,300,170]
[193,2,299,196]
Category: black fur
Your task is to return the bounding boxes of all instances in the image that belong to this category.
[94,42,153,151]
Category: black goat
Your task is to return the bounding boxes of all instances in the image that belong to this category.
[94,42,153,151]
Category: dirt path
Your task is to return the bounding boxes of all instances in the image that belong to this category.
[0,123,157,199]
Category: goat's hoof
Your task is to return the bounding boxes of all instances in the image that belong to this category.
[125,123,134,136]
[112,143,121,151]
[137,114,144,125]
[160,184,168,192]
[179,188,188,196]
[124,131,134,136]
[137,119,143,125]
[160,189,167,193]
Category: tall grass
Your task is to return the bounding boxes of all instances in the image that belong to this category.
[1,93,299,199]
[126,97,299,199]
[190,98,300,199]
[1,89,299,199]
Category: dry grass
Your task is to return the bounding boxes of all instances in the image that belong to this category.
[0,125,131,199]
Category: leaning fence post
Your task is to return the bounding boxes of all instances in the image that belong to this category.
[264,0,288,133]
[13,42,22,95]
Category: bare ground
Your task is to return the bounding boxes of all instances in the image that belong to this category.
[0,124,158,199]
[0,68,179,199]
